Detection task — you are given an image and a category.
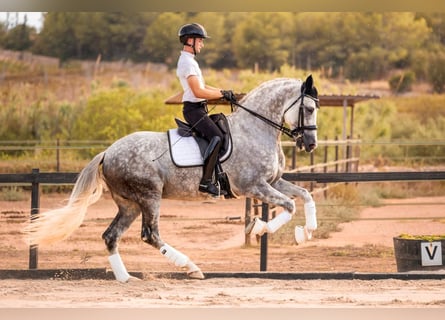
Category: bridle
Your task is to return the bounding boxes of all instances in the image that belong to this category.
[229,92,319,140]
[284,94,319,139]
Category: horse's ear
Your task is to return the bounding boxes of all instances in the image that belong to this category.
[304,75,313,93]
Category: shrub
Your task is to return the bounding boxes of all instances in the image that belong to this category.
[427,52,445,93]
[388,71,415,94]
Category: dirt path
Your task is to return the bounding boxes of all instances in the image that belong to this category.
[1,194,445,307]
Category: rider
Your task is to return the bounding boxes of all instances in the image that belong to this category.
[176,23,236,196]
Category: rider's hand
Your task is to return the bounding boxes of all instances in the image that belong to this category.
[220,90,237,103]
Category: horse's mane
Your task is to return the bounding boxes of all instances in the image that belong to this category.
[241,78,301,100]
[237,78,303,113]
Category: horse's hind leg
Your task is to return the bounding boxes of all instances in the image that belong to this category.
[102,196,141,282]
[139,198,204,279]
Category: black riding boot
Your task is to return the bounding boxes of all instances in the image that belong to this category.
[199,137,227,196]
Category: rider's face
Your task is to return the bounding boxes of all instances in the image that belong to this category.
[188,37,204,53]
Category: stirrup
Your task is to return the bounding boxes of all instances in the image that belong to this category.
[199,180,227,197]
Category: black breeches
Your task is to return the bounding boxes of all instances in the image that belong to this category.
[183,101,224,142]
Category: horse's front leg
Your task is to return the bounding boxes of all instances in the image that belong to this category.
[245,179,316,244]
[271,178,317,243]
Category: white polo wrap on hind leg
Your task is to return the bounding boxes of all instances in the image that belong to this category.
[108,253,131,283]
[266,210,292,233]
[160,243,201,274]
[160,243,188,267]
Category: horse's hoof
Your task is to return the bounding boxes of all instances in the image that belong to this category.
[127,275,142,282]
[187,270,205,279]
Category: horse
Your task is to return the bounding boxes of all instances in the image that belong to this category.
[24,74,320,282]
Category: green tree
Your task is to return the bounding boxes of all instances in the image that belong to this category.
[32,12,78,61]
[428,51,445,93]
[100,12,153,61]
[233,12,295,71]
[416,13,445,45]
[380,13,430,69]
[3,22,35,51]
[0,20,6,42]
[33,12,155,61]
[143,12,185,66]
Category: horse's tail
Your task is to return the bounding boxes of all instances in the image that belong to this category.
[24,152,106,246]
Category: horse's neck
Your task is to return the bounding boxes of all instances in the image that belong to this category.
[228,78,301,142]
[227,102,284,145]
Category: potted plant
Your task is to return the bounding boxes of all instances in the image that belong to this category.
[393,234,445,272]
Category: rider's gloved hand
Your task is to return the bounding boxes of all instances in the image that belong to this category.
[220,90,237,103]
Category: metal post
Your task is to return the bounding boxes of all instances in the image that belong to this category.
[346,135,351,173]
[56,138,60,172]
[260,202,269,271]
[244,198,252,246]
[310,152,315,191]
[323,136,328,198]
[29,168,40,269]
[335,136,339,173]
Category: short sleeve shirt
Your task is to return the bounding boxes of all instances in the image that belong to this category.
[176,51,206,103]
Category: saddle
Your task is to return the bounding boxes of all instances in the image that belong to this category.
[174,113,232,160]
[168,113,237,199]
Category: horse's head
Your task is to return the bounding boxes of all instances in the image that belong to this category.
[284,75,319,152]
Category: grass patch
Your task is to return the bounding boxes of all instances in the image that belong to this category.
[330,244,394,258]
[0,186,28,201]
[397,234,445,241]
[373,181,445,199]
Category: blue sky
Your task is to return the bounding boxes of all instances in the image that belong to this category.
[0,12,44,31]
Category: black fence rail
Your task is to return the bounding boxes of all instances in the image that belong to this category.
[1,169,445,271]
[282,171,445,183]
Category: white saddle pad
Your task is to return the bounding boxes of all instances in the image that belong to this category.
[167,129,231,167]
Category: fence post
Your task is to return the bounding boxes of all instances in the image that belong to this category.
[335,136,339,173]
[29,168,40,269]
[260,202,269,271]
[56,138,60,172]
[310,152,315,191]
[323,136,328,198]
[244,198,252,246]
[346,135,351,173]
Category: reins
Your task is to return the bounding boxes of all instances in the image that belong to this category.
[229,93,319,139]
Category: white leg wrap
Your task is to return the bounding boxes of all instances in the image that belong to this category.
[160,243,189,268]
[186,261,201,274]
[108,253,131,283]
[304,200,317,231]
[266,210,292,233]
[249,218,268,236]
[295,225,312,244]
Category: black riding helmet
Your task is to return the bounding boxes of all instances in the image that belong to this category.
[178,23,210,55]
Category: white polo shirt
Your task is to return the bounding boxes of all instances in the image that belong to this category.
[176,51,206,103]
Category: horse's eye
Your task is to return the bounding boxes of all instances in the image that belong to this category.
[305,106,315,114]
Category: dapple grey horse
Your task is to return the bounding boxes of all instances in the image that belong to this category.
[25,75,319,282]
